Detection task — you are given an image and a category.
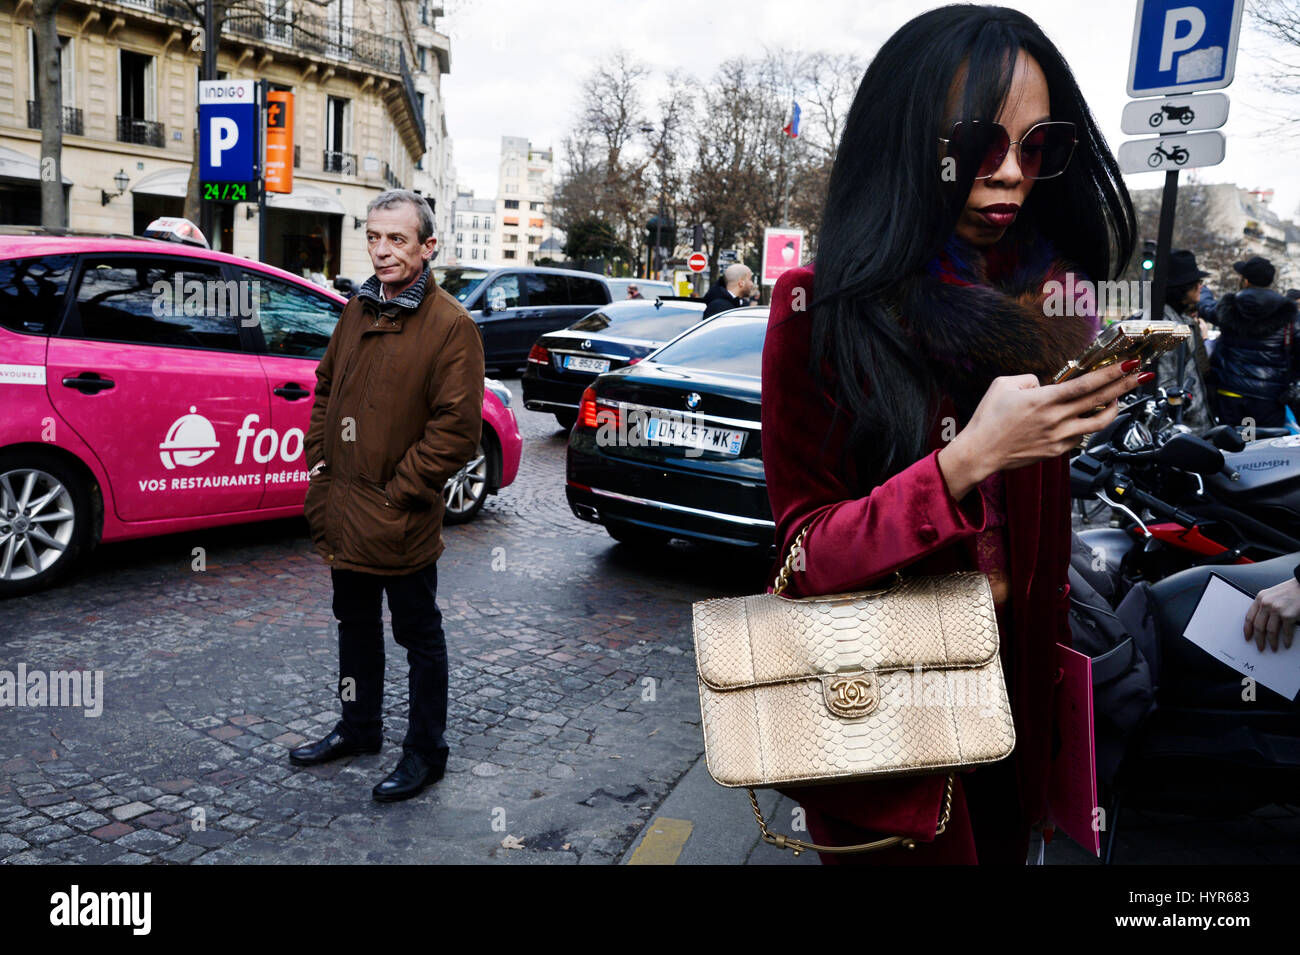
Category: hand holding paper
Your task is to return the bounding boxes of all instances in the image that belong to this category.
[1183,575,1300,701]
[1243,576,1300,652]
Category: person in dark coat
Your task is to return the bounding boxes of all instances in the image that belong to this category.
[1205,255,1300,429]
[1151,249,1213,430]
[760,5,1143,865]
[701,264,754,317]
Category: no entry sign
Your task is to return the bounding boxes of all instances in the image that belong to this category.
[687,252,707,273]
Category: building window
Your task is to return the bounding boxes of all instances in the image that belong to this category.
[456,232,463,242]
[456,215,463,227]
[456,246,462,257]
[505,185,517,194]
[471,248,478,260]
[472,234,478,243]
[504,250,516,259]
[530,201,543,211]
[504,200,519,209]
[325,96,353,172]
[484,218,492,231]
[418,47,427,72]
[472,216,478,229]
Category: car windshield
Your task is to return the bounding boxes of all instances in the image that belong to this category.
[568,304,703,342]
[433,267,488,302]
[648,311,766,377]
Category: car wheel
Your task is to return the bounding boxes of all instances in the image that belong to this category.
[555,411,577,431]
[0,450,93,598]
[605,520,672,548]
[443,441,492,525]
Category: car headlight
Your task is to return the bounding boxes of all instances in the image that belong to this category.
[484,377,511,408]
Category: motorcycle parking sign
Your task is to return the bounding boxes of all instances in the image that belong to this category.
[1120,92,1229,135]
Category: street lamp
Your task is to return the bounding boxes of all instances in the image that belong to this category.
[101,169,129,206]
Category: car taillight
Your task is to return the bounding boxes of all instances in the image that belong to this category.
[626,357,641,365]
[528,344,549,364]
[578,387,622,431]
[579,387,599,428]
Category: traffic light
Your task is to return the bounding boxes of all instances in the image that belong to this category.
[1141,239,1156,271]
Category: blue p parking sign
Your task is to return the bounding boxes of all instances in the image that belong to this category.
[1128,0,1244,97]
[198,80,257,184]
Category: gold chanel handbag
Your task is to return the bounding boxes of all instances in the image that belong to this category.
[691,524,1016,855]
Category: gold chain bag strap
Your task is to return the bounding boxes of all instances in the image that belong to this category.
[691,524,1016,855]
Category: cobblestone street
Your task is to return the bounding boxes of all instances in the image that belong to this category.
[0,379,771,865]
[2,381,1297,865]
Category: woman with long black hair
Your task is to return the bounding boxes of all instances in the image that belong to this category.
[761,4,1145,864]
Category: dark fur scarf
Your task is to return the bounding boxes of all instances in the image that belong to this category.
[894,233,1102,422]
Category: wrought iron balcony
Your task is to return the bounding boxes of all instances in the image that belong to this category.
[383,162,402,190]
[225,11,402,74]
[324,150,357,176]
[27,101,84,136]
[117,115,165,148]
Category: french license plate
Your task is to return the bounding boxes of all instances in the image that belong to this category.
[563,355,610,373]
[644,416,746,456]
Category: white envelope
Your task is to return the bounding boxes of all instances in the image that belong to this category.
[1181,574,1300,701]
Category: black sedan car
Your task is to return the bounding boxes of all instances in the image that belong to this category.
[522,297,707,430]
[565,306,774,552]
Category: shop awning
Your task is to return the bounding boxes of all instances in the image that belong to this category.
[0,144,73,185]
[267,184,346,215]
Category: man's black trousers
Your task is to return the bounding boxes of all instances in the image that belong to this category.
[329,562,448,763]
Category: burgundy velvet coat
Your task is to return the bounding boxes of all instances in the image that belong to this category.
[759,265,1074,843]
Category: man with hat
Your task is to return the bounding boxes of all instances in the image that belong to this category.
[1152,249,1215,430]
[1203,253,1300,429]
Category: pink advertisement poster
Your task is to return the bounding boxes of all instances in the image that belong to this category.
[761,228,804,285]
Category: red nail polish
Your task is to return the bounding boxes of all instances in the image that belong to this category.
[1136,371,1155,384]
[1120,358,1141,373]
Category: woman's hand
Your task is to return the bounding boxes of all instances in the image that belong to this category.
[938,361,1146,501]
[1244,577,1300,652]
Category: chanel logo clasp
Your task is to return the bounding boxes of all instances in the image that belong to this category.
[822,672,879,718]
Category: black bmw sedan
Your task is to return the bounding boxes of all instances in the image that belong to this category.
[565,306,774,552]
[521,297,707,430]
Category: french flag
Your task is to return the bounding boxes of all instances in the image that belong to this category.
[782,101,801,138]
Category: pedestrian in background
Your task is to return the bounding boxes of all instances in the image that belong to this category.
[761,4,1142,865]
[626,283,644,299]
[294,189,484,803]
[1204,254,1300,429]
[1150,249,1214,430]
[701,263,755,317]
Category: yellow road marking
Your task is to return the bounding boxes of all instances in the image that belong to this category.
[627,817,693,865]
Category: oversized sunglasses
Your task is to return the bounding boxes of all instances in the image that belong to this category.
[938,120,1078,180]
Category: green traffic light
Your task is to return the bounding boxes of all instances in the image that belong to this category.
[1142,258,1154,270]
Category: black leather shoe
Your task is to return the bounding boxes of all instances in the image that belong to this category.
[289,730,382,766]
[372,750,446,802]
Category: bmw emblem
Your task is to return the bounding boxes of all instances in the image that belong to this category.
[685,392,701,410]
[581,339,592,349]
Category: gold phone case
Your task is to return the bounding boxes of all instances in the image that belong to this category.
[1051,320,1191,384]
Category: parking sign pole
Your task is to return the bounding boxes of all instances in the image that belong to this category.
[257,79,267,265]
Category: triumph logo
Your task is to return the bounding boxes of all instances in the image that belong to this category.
[159,407,220,469]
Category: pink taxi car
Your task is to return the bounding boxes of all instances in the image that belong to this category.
[0,233,522,597]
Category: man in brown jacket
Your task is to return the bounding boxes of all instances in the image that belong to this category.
[291,189,484,802]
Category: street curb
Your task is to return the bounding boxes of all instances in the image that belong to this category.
[620,754,818,865]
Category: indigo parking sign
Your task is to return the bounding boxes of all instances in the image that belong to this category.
[198,79,257,184]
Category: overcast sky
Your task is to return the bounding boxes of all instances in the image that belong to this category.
[440,0,1300,221]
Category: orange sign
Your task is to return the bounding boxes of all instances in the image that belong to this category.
[265,90,293,195]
